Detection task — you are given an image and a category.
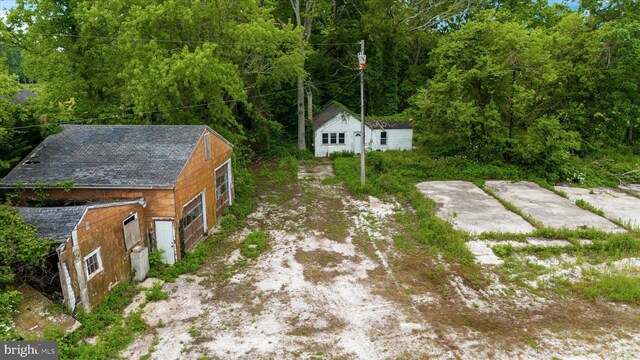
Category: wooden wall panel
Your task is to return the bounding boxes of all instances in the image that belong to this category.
[173,129,232,255]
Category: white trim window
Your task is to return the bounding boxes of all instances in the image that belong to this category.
[380,131,388,146]
[84,248,103,280]
[322,132,345,145]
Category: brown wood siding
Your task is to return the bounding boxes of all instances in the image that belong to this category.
[28,188,175,249]
[58,203,146,311]
[173,129,232,256]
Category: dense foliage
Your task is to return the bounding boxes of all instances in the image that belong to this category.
[0,205,53,339]
[0,0,636,175]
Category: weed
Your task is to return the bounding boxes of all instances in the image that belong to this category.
[241,231,267,259]
[146,283,169,302]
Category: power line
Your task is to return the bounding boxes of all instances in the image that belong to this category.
[11,31,358,47]
[1,75,358,131]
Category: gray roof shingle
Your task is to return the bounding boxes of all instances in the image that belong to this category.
[18,206,88,242]
[1,125,231,188]
[312,102,413,132]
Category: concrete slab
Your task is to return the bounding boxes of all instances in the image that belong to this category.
[13,284,80,339]
[298,163,334,180]
[556,186,640,229]
[466,241,504,265]
[486,181,624,233]
[416,181,535,235]
[620,184,640,194]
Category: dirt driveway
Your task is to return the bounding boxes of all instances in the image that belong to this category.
[122,164,640,359]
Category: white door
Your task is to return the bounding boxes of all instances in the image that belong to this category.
[353,133,362,154]
[155,220,176,265]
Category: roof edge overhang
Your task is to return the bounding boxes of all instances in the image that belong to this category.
[0,184,174,190]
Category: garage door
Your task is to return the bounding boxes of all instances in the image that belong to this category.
[179,194,204,257]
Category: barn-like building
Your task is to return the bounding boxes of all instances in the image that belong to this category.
[1,125,234,312]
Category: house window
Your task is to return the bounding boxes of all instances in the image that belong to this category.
[204,133,211,160]
[322,132,346,145]
[380,131,388,146]
[84,248,103,280]
[216,171,229,198]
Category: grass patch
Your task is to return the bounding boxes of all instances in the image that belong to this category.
[573,271,640,303]
[575,199,605,217]
[332,152,477,279]
[42,282,147,359]
[241,231,267,259]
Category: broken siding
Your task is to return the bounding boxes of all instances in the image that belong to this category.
[30,187,174,233]
[173,128,233,256]
[58,202,146,312]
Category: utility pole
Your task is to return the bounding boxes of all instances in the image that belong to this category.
[358,40,366,186]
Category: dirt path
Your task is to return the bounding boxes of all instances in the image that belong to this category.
[122,164,640,359]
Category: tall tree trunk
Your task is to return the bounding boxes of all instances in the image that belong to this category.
[629,118,635,143]
[297,76,305,149]
[291,0,314,150]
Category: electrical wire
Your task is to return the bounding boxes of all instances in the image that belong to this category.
[1,75,358,131]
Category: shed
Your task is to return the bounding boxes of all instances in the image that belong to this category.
[19,199,148,313]
[2,124,235,266]
[312,102,413,157]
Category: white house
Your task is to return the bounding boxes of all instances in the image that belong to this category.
[313,102,414,157]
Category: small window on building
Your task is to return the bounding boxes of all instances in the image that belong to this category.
[322,133,329,144]
[330,133,337,144]
[204,133,211,160]
[380,131,388,146]
[338,133,345,144]
[84,248,103,280]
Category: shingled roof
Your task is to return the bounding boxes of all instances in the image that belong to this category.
[312,102,413,131]
[18,199,145,242]
[1,125,232,189]
[18,206,88,242]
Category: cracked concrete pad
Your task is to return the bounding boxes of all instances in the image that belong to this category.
[556,186,640,229]
[486,181,624,233]
[298,163,334,180]
[416,181,535,235]
[466,241,504,265]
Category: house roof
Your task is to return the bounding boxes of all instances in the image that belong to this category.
[13,90,37,105]
[312,102,413,131]
[1,125,232,189]
[18,206,88,242]
[18,199,145,242]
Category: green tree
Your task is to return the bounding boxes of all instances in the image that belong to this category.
[0,205,53,340]
[5,0,304,146]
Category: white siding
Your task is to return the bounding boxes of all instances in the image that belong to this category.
[314,112,413,157]
[314,113,374,157]
[370,129,413,151]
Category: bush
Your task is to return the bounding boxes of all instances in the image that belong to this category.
[0,290,22,340]
[241,231,267,259]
